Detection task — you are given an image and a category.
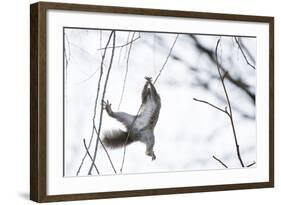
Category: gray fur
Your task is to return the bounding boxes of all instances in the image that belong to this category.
[103,77,161,160]
[102,129,134,148]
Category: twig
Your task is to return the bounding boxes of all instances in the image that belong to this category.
[191,71,254,119]
[98,34,140,50]
[194,38,245,168]
[83,139,100,175]
[64,33,71,68]
[83,139,93,161]
[117,32,131,66]
[120,106,142,173]
[88,31,116,175]
[94,126,117,173]
[120,34,179,173]
[118,32,136,110]
[76,31,116,176]
[63,34,69,70]
[78,68,100,84]
[69,42,94,57]
[247,161,256,167]
[188,34,255,103]
[212,155,228,168]
[193,98,228,115]
[239,39,256,64]
[63,32,71,94]
[214,39,245,167]
[234,37,256,70]
[123,32,132,62]
[99,30,103,57]
[153,34,179,84]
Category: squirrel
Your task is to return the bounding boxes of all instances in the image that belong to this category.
[102,77,161,160]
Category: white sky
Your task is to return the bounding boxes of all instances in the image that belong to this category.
[64,29,256,177]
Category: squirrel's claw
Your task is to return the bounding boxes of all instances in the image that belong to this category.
[146,150,156,161]
[145,76,152,82]
[102,100,113,116]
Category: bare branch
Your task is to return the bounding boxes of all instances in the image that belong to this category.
[234,37,256,70]
[99,30,103,57]
[88,31,116,175]
[215,38,245,167]
[83,139,100,175]
[247,161,256,167]
[190,70,255,119]
[83,139,93,161]
[98,34,140,50]
[63,32,71,89]
[213,155,228,168]
[69,42,94,57]
[63,34,69,70]
[188,34,255,103]
[193,98,229,115]
[77,68,100,84]
[76,31,116,176]
[118,32,136,110]
[120,105,142,173]
[94,126,117,173]
[239,38,256,64]
[153,34,179,84]
[195,38,246,169]
[120,34,179,173]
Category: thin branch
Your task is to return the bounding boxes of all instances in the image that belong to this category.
[98,34,140,50]
[213,155,228,168]
[69,42,94,57]
[239,39,256,64]
[120,105,142,173]
[194,38,246,168]
[63,36,69,70]
[64,33,71,67]
[76,31,116,176]
[83,139,100,175]
[215,38,245,167]
[88,31,116,175]
[118,32,136,110]
[191,68,254,119]
[123,32,132,62]
[234,37,256,70]
[117,32,131,66]
[77,68,100,84]
[247,161,256,167]
[63,32,71,91]
[193,98,229,115]
[99,30,103,57]
[188,34,255,103]
[153,34,179,84]
[120,34,179,173]
[83,139,93,161]
[94,126,117,173]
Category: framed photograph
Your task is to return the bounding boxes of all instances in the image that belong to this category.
[30,1,274,202]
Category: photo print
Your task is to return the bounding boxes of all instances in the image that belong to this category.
[63,28,257,177]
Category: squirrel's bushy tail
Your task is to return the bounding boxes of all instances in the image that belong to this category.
[102,129,134,148]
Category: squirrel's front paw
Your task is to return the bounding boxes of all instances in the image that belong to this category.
[144,76,152,82]
[102,100,113,116]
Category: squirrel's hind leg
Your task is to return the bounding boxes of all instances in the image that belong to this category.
[142,131,156,160]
